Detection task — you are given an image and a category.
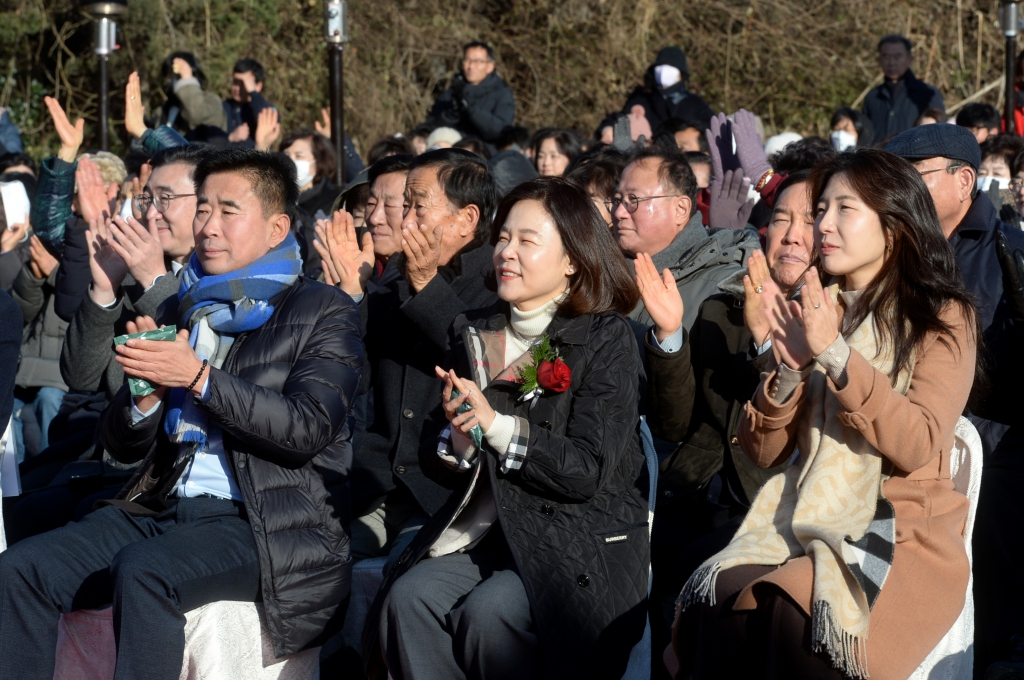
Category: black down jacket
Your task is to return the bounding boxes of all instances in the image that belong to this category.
[365,304,650,680]
[97,277,363,657]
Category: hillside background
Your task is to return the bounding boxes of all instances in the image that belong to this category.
[0,0,1013,159]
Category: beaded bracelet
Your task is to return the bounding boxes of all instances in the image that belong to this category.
[188,359,209,392]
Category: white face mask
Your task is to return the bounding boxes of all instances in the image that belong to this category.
[654,64,682,89]
[977,175,1010,192]
[293,159,315,189]
[831,130,857,152]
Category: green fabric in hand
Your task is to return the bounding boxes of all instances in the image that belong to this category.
[113,325,177,397]
[450,387,484,450]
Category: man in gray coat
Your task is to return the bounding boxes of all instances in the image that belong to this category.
[612,146,761,339]
[61,145,215,400]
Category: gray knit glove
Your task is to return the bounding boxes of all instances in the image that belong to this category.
[708,169,754,231]
[732,109,772,183]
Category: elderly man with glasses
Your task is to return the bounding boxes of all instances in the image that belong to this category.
[612,145,761,336]
[886,113,1024,677]
[60,144,216,401]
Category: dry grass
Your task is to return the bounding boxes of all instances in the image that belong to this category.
[0,0,1013,157]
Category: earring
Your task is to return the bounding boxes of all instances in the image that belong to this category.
[567,267,575,274]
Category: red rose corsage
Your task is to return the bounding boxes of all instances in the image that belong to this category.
[518,334,571,404]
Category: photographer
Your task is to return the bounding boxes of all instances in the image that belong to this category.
[424,41,515,145]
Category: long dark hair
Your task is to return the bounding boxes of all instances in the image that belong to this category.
[490,177,639,316]
[808,149,979,382]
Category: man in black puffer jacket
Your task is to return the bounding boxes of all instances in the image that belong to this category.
[425,41,516,144]
[0,148,363,679]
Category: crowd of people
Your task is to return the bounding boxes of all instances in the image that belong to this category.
[0,30,1022,680]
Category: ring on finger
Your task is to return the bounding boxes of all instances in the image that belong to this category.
[755,285,764,294]
[813,303,822,309]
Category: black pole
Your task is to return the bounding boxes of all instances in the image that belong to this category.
[1008,34,1018,135]
[98,54,110,151]
[329,43,345,186]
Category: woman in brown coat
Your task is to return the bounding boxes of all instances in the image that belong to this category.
[671,149,980,679]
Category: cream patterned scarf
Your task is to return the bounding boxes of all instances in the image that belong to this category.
[681,286,912,679]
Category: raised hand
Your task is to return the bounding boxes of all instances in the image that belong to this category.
[125,71,148,140]
[85,216,129,305]
[107,215,167,289]
[796,268,839,357]
[402,222,444,293]
[705,113,742,187]
[314,108,332,139]
[742,250,773,350]
[76,156,119,224]
[312,209,374,297]
[228,123,250,143]
[732,109,772,185]
[254,107,281,151]
[172,57,193,81]
[708,169,755,231]
[43,96,84,163]
[122,162,153,211]
[28,235,58,279]
[434,365,496,434]
[761,284,812,371]
[627,105,652,142]
[635,252,683,343]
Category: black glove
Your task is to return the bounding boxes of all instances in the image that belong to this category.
[996,230,1024,327]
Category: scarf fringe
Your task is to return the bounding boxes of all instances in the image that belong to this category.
[812,600,870,680]
[678,562,723,610]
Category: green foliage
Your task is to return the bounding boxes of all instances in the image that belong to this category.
[0,0,1011,159]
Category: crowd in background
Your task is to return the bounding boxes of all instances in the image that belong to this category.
[0,29,1022,680]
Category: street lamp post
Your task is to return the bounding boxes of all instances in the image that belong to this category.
[81,0,128,151]
[1001,1,1020,134]
[324,0,348,185]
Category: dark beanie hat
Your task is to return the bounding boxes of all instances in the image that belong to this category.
[654,46,689,81]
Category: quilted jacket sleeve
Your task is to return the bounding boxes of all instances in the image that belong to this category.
[200,288,364,469]
[30,157,76,249]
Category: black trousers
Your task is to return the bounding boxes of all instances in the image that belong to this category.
[0,498,261,680]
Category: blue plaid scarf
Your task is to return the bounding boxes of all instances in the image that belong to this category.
[163,233,302,459]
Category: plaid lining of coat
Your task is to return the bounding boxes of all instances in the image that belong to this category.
[436,325,533,474]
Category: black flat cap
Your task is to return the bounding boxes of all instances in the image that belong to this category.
[883,124,981,170]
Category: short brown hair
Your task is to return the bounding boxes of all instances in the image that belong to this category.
[490,177,639,316]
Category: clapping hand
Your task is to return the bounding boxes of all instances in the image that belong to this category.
[760,267,838,371]
[121,315,167,411]
[76,156,119,225]
[635,252,683,343]
[228,123,251,143]
[742,251,773,348]
[85,216,129,305]
[43,96,84,163]
[312,208,374,296]
[435,366,496,435]
[107,215,167,289]
[254,107,281,151]
[122,162,153,217]
[28,235,58,280]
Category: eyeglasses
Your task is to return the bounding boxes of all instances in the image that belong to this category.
[1011,178,1024,192]
[917,164,963,178]
[132,192,196,214]
[604,194,681,214]
[462,58,491,66]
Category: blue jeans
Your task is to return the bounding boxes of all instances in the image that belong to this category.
[11,387,65,462]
